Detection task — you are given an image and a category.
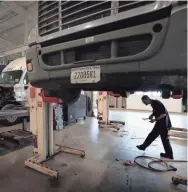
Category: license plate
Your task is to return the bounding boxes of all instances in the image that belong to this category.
[71,66,100,84]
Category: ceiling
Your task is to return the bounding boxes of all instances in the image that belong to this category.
[0,1,37,53]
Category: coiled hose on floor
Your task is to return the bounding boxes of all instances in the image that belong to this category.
[134,156,187,172]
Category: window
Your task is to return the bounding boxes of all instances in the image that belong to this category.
[135,91,144,96]
[152,91,161,97]
[0,70,22,84]
[23,73,29,85]
[144,91,152,96]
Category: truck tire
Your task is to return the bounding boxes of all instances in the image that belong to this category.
[162,89,171,99]
[59,88,81,105]
[182,90,187,112]
[172,88,182,96]
[0,104,22,126]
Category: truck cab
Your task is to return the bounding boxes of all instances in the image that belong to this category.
[0,57,28,106]
[0,57,29,125]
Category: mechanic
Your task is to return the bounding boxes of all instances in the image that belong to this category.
[136,95,174,159]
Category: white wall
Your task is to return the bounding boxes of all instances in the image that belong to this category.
[127,93,182,113]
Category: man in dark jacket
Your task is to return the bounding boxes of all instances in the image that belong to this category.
[137,95,174,159]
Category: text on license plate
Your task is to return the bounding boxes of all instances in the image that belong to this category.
[71,66,100,84]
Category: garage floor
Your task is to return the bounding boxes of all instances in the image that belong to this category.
[0,111,187,192]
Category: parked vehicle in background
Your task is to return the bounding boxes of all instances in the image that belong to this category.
[27,1,187,104]
[0,57,29,125]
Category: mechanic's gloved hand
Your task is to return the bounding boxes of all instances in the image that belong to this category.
[167,127,171,131]
[149,119,156,123]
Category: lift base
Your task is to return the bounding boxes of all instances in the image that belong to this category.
[25,154,58,178]
[25,145,85,178]
[56,144,85,158]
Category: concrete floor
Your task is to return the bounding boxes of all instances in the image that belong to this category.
[0,111,187,192]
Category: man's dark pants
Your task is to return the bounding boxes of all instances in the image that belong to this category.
[142,122,173,156]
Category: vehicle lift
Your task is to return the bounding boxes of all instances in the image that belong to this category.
[25,85,85,178]
[97,91,125,130]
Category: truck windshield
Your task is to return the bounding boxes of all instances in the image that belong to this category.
[0,70,22,84]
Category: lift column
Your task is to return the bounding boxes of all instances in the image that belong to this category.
[97,91,125,130]
[25,85,85,178]
[28,85,54,159]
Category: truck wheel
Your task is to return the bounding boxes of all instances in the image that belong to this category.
[172,88,182,96]
[162,89,171,99]
[182,89,187,112]
[0,104,22,126]
[59,88,81,105]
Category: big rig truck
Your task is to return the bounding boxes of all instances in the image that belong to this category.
[0,57,29,125]
[26,1,187,104]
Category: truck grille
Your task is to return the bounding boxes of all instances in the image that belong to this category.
[118,1,153,13]
[42,34,152,66]
[117,35,152,57]
[38,1,154,36]
[38,1,59,36]
[64,41,111,64]
[61,1,111,30]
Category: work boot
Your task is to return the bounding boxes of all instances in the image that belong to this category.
[136,145,145,151]
[160,153,174,159]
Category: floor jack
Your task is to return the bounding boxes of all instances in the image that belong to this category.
[25,85,85,178]
[97,92,125,130]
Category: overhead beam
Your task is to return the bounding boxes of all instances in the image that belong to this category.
[5,1,35,20]
[26,2,37,21]
[24,7,28,44]
[0,23,23,35]
[0,37,15,46]
[0,2,37,57]
[4,2,36,45]
[0,44,28,57]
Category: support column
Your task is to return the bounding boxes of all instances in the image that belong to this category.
[36,89,48,160]
[23,7,28,57]
[111,1,119,58]
[48,103,54,156]
[3,56,8,65]
[24,8,28,44]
